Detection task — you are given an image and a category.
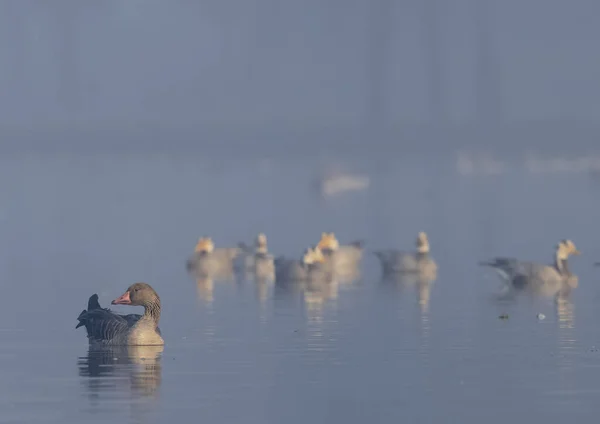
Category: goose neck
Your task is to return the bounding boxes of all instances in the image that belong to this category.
[142,299,161,327]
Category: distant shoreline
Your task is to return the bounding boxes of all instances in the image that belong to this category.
[0,121,598,157]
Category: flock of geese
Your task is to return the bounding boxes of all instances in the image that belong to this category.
[76,232,589,347]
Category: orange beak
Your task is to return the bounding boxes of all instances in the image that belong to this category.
[111,291,131,305]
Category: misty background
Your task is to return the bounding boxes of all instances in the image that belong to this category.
[0,0,599,152]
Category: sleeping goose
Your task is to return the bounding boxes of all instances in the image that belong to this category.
[236,233,275,281]
[76,282,163,346]
[374,232,437,278]
[186,237,241,279]
[274,247,327,283]
[316,232,364,274]
[479,239,581,297]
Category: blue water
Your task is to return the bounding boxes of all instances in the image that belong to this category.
[0,150,599,423]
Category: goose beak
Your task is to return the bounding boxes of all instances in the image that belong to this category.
[572,249,581,255]
[111,291,132,305]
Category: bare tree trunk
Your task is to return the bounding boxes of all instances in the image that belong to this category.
[473,0,503,127]
[420,0,445,126]
[365,0,393,134]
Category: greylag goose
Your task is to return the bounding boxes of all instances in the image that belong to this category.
[479,239,580,297]
[316,232,364,273]
[76,283,163,346]
[374,232,438,278]
[236,233,275,281]
[274,247,327,282]
[186,237,241,278]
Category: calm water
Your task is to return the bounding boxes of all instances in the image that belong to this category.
[1,151,600,423]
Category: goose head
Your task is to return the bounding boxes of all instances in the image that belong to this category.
[416,232,430,254]
[311,246,326,264]
[195,237,215,254]
[255,233,268,254]
[112,282,160,307]
[302,247,316,265]
[563,239,581,257]
[556,239,581,261]
[554,239,580,276]
[317,232,340,252]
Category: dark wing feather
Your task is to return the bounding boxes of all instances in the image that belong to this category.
[79,308,131,344]
[76,294,138,343]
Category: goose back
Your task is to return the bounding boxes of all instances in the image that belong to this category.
[76,295,138,346]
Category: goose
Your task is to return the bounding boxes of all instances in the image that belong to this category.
[374,232,438,278]
[76,283,163,346]
[479,239,581,297]
[316,232,364,273]
[186,237,241,278]
[236,233,275,281]
[274,247,327,282]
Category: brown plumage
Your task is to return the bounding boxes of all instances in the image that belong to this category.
[76,283,163,346]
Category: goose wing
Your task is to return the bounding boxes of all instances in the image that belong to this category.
[479,257,525,280]
[76,294,138,344]
[480,258,559,289]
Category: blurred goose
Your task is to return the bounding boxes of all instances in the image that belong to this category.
[76,283,163,346]
[316,171,370,197]
[479,239,581,296]
[236,233,275,281]
[374,232,438,278]
[274,247,327,282]
[316,232,365,272]
[186,237,241,278]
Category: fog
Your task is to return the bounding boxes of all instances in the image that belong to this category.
[1,0,599,152]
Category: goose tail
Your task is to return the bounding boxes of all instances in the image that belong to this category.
[349,240,365,249]
[76,293,101,329]
[238,242,251,251]
[75,310,87,329]
[373,251,385,260]
[87,294,101,310]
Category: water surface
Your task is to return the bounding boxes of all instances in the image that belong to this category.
[1,151,600,423]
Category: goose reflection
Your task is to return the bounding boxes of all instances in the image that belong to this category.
[78,345,163,399]
[304,278,339,319]
[255,278,273,304]
[555,294,577,396]
[274,275,339,321]
[195,277,215,304]
[195,275,243,305]
[381,273,435,361]
[556,295,575,330]
[381,273,435,313]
